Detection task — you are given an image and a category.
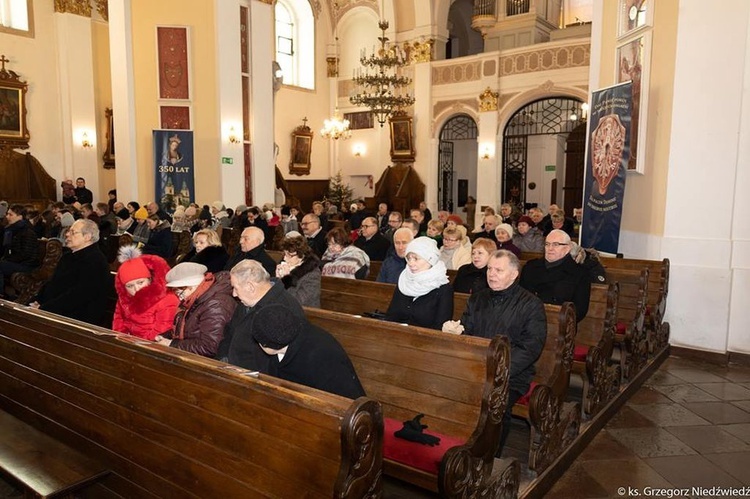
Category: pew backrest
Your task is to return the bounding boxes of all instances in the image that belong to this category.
[576,282,618,351]
[10,238,63,305]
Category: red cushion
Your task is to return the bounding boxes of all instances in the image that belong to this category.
[573,344,589,362]
[516,381,538,407]
[383,417,465,475]
[616,321,627,334]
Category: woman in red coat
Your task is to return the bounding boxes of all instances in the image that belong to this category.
[112,245,179,340]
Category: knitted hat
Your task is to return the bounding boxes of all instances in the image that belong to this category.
[496,223,514,239]
[117,246,151,284]
[133,207,148,220]
[60,212,75,228]
[405,237,440,266]
[517,215,535,228]
[166,262,207,287]
[447,214,463,225]
[252,304,304,350]
[212,201,225,211]
[116,208,130,220]
[235,204,248,215]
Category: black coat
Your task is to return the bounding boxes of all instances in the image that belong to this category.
[1,220,39,266]
[306,230,328,258]
[353,232,390,261]
[453,263,488,295]
[520,255,591,321]
[142,223,173,259]
[37,243,114,325]
[386,283,454,330]
[74,187,93,204]
[223,244,277,276]
[188,245,230,274]
[461,282,547,394]
[266,322,365,399]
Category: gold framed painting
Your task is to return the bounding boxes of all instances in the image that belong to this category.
[289,121,313,176]
[0,69,30,149]
[389,112,415,162]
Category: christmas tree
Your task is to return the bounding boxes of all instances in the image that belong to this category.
[326,170,354,209]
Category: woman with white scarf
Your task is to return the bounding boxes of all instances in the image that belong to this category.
[385,237,454,330]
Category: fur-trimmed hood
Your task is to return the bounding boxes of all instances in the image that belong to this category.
[115,253,173,314]
[281,254,321,289]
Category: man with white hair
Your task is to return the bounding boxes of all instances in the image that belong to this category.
[376,227,413,283]
[474,214,499,242]
[223,226,276,275]
[520,229,591,321]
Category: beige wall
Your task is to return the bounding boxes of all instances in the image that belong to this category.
[92,19,114,201]
[598,0,679,236]
[130,0,219,205]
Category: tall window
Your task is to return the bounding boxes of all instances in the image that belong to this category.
[274,0,314,89]
[0,0,33,37]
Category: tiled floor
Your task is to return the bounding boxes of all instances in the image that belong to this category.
[546,355,750,498]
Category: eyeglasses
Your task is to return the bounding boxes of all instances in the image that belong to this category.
[300,222,313,226]
[68,230,83,236]
[544,242,569,248]
[444,238,459,243]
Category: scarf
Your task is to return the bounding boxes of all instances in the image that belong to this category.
[174,272,214,340]
[397,260,449,298]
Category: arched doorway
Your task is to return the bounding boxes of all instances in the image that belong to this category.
[502,97,586,215]
[438,114,478,213]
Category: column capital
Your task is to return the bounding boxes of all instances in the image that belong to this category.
[54,0,92,17]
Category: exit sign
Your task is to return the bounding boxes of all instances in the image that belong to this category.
[221,157,234,165]
[545,164,556,172]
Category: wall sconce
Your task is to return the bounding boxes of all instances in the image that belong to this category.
[80,131,93,149]
[352,143,366,157]
[480,143,494,160]
[228,126,241,145]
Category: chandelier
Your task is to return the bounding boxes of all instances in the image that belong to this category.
[350,20,415,127]
[321,109,351,140]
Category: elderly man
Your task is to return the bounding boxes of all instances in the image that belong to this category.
[216,259,306,373]
[32,219,113,325]
[376,227,413,284]
[354,216,390,261]
[384,211,403,242]
[146,201,173,224]
[223,226,276,275]
[520,229,591,321]
[376,203,389,232]
[474,214,499,242]
[300,213,327,257]
[450,250,547,452]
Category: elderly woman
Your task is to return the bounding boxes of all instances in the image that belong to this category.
[513,215,544,253]
[153,262,237,357]
[385,237,453,330]
[183,228,229,273]
[113,246,179,340]
[453,238,496,294]
[495,223,521,257]
[320,227,370,279]
[276,235,321,307]
[439,226,471,270]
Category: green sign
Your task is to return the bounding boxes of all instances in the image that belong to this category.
[221,157,234,165]
[545,164,556,172]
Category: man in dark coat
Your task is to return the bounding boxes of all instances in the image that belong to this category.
[519,229,591,321]
[223,226,276,275]
[376,227,412,284]
[216,259,306,374]
[251,304,365,399]
[32,219,113,325]
[0,204,39,295]
[454,249,547,453]
[353,217,390,261]
[74,177,94,204]
[300,214,327,258]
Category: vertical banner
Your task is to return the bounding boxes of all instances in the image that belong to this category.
[154,130,195,212]
[580,82,632,254]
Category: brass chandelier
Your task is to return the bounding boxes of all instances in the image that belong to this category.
[350,20,414,127]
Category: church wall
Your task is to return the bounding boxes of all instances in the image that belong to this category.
[92,19,114,201]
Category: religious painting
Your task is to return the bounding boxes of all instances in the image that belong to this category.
[0,57,30,149]
[103,108,115,169]
[616,32,651,173]
[289,120,313,176]
[389,112,415,162]
[153,130,195,211]
[157,26,191,100]
[617,0,652,39]
[344,111,374,130]
[159,105,191,130]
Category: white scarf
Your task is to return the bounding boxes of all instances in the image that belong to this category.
[397,260,450,298]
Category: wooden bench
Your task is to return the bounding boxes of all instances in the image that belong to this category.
[304,307,519,497]
[607,268,649,382]
[0,301,383,498]
[0,409,110,498]
[573,282,621,418]
[511,302,580,474]
[320,275,469,321]
[9,238,64,305]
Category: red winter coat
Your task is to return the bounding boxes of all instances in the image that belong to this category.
[112,255,179,340]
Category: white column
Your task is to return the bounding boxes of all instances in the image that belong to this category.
[249,0,275,206]
[476,111,499,228]
[108,0,139,202]
[327,62,339,178]
[215,0,245,208]
[55,11,99,199]
[412,60,433,210]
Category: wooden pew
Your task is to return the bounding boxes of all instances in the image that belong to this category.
[511,302,579,474]
[574,282,621,418]
[320,275,469,321]
[9,238,64,305]
[0,301,383,498]
[607,268,649,382]
[304,307,519,497]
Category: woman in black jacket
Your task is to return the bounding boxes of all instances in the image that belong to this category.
[142,215,173,259]
[385,236,453,330]
[184,229,229,273]
[453,238,496,294]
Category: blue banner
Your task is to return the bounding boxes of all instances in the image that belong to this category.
[580,82,632,254]
[153,130,195,212]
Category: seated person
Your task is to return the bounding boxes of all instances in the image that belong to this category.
[112,245,179,340]
[426,219,444,248]
[353,216,390,261]
[155,262,237,358]
[542,209,576,239]
[321,227,370,280]
[224,226,276,275]
[276,234,321,307]
[376,227,413,284]
[520,229,591,321]
[446,214,464,229]
[473,214,499,241]
[0,204,39,296]
[452,238,496,294]
[250,304,366,399]
[495,223,521,257]
[184,228,229,273]
[142,214,173,259]
[513,215,544,253]
[386,237,453,330]
[439,226,471,270]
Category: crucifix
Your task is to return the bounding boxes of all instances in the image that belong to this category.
[0,55,9,72]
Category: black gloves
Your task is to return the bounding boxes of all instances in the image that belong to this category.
[394,414,441,446]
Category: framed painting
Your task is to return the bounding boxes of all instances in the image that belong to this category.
[617,0,652,39]
[344,111,374,130]
[389,112,415,162]
[616,32,652,174]
[103,108,115,168]
[289,120,313,176]
[156,26,191,100]
[0,61,30,149]
[159,105,191,130]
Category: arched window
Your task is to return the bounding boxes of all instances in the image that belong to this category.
[0,0,33,37]
[275,0,314,90]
